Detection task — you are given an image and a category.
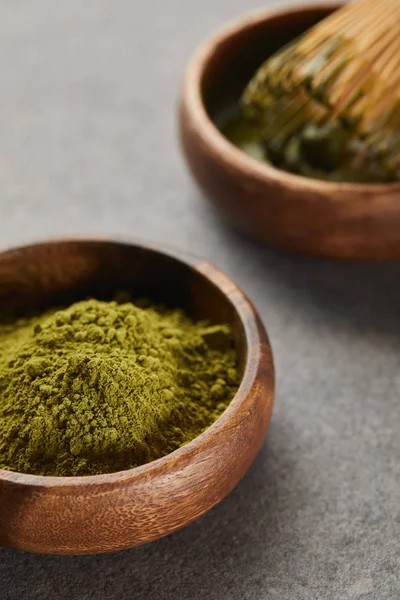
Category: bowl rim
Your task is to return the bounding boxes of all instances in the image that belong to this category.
[0,237,272,488]
[182,1,400,195]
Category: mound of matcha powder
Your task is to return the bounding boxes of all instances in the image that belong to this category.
[0,298,239,476]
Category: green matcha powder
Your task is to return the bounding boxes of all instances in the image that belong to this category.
[0,298,239,476]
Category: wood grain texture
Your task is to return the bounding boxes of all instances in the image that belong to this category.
[0,239,274,555]
[179,3,400,261]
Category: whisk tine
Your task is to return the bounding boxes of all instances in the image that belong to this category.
[242,0,400,180]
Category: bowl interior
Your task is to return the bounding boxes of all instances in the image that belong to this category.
[202,6,334,130]
[0,239,247,374]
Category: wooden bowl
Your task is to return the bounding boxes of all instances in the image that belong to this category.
[0,239,274,555]
[179,3,400,261]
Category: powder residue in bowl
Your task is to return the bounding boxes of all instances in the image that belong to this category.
[0,298,239,476]
[221,111,398,183]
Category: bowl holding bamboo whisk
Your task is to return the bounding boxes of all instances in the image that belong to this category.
[179,2,400,261]
[0,238,274,555]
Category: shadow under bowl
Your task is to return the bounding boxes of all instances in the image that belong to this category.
[0,238,274,555]
[179,2,400,261]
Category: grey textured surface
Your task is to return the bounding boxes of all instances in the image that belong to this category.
[0,0,399,598]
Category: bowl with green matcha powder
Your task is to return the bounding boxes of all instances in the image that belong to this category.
[0,238,274,555]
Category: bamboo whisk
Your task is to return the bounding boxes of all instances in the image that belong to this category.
[242,0,400,180]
